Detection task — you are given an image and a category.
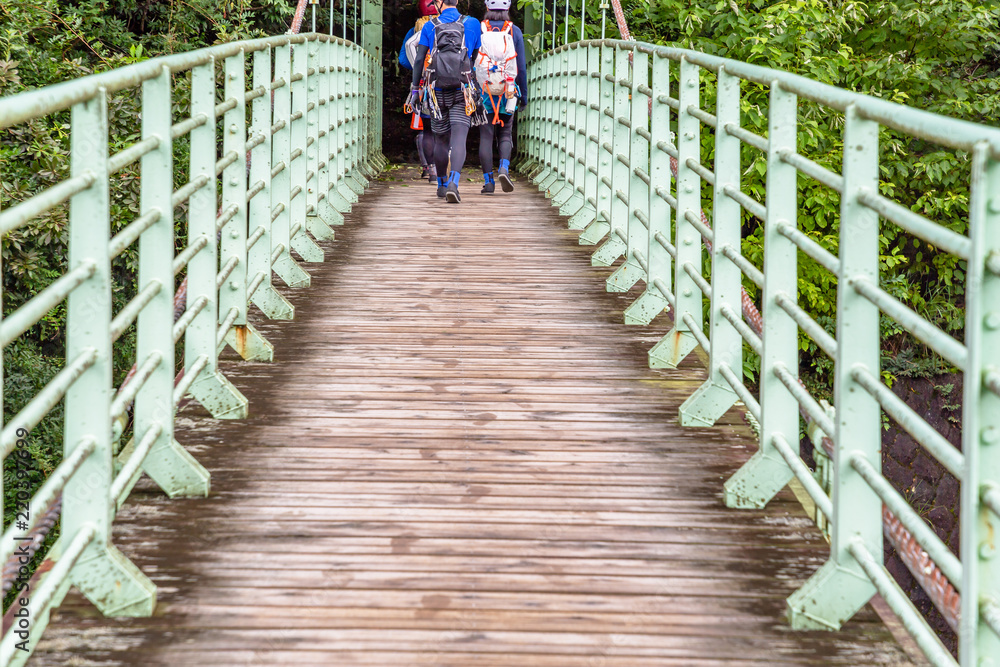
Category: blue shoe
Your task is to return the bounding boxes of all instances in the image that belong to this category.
[445,183,461,203]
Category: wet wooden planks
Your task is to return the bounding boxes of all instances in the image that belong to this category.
[29,166,916,666]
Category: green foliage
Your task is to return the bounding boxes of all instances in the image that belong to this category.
[618,0,999,384]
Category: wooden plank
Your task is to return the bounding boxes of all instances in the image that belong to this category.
[30,165,917,666]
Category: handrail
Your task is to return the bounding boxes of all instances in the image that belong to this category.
[0,30,385,666]
[521,37,1000,666]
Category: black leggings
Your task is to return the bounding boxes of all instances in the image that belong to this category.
[421,129,435,166]
[479,115,514,173]
[430,89,471,177]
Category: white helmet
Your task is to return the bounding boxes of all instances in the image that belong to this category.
[485,0,511,9]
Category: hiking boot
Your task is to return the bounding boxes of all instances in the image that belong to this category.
[428,163,437,183]
[445,183,461,203]
[497,167,514,193]
[437,184,447,198]
[420,164,429,179]
[481,182,495,195]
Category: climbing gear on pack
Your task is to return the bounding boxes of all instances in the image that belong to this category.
[462,80,480,116]
[475,21,518,126]
[410,112,424,130]
[425,15,470,90]
[404,86,420,114]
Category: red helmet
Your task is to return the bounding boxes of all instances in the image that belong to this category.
[419,0,439,16]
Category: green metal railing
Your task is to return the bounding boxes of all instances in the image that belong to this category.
[519,38,1000,666]
[0,32,384,665]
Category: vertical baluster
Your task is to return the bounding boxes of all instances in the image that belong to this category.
[679,66,742,425]
[523,58,542,178]
[579,43,614,246]
[962,143,1000,663]
[552,49,578,211]
[723,80,797,502]
[248,47,295,320]
[314,37,341,221]
[220,50,274,361]
[306,38,339,241]
[541,51,569,195]
[130,66,210,499]
[185,60,248,418]
[560,46,587,222]
[569,43,600,231]
[592,45,630,266]
[289,42,325,263]
[327,42,354,214]
[627,51,671,326]
[271,44,312,289]
[344,46,366,195]
[787,103,880,630]
[63,89,156,616]
[532,57,554,186]
[648,57,700,367]
[607,46,648,293]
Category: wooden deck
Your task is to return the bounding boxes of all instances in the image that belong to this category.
[30,165,916,666]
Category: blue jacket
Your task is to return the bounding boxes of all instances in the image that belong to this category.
[418,8,482,59]
[481,19,527,101]
[399,27,416,70]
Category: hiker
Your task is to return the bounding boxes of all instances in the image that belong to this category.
[475,0,526,194]
[399,0,439,182]
[406,0,482,203]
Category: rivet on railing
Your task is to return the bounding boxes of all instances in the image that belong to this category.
[229,281,239,291]
[980,542,997,560]
[985,312,1000,330]
[983,427,1000,446]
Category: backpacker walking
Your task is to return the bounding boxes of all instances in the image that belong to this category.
[406,0,482,203]
[475,0,526,194]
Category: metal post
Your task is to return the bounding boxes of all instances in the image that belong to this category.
[289,41,325,263]
[579,0,585,40]
[184,60,249,419]
[787,103,880,631]
[961,143,1000,662]
[624,51,671,325]
[607,46,649,295]
[678,65,742,426]
[568,43,601,230]
[648,57,701,368]
[306,39,339,240]
[541,50,570,195]
[248,47,296,319]
[132,66,210,498]
[723,80,797,504]
[63,89,156,617]
[220,50,274,362]
[579,43,615,246]
[271,44,311,288]
[559,45,588,221]
[592,45,631,266]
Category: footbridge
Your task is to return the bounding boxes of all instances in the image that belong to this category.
[1,8,999,667]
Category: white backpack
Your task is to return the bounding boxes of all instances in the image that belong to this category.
[475,21,517,98]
